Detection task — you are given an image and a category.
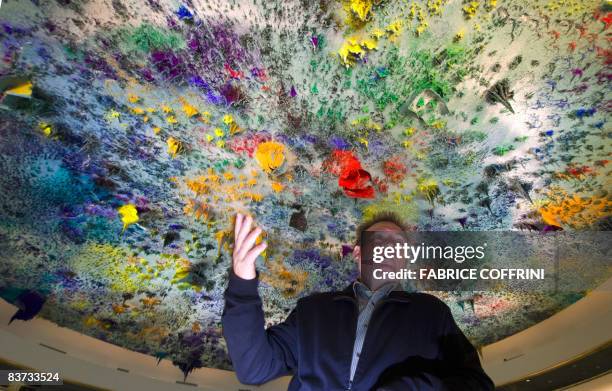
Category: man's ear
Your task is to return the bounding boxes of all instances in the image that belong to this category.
[353,245,361,275]
[352,245,361,261]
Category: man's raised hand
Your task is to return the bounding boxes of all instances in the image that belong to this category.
[232,213,267,280]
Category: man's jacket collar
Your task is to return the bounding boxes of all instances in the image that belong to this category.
[332,281,411,303]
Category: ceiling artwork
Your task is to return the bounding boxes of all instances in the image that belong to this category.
[0,0,610,379]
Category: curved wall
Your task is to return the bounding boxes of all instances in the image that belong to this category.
[1,277,610,390]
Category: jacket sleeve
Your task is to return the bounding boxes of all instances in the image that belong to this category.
[375,304,495,391]
[434,305,495,390]
[221,269,298,385]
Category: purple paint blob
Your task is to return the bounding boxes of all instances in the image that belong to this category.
[310,35,319,48]
[341,244,354,257]
[151,50,185,82]
[85,203,118,218]
[330,136,350,150]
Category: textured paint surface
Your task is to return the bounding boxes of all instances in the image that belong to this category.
[0,0,610,377]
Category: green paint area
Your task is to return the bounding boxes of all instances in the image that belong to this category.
[492,144,515,156]
[116,23,186,54]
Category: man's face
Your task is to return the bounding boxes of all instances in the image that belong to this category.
[354,221,407,290]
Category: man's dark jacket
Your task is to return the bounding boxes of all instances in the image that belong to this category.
[222,270,495,391]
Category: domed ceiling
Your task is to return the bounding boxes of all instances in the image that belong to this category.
[0,0,610,379]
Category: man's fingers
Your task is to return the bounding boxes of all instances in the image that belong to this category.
[243,242,267,265]
[237,227,262,260]
[234,213,243,242]
[236,215,253,247]
[236,214,252,249]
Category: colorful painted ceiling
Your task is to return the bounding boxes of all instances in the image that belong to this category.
[0,0,610,379]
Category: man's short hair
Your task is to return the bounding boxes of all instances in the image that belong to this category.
[355,211,410,245]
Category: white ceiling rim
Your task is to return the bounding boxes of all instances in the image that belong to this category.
[1,277,611,389]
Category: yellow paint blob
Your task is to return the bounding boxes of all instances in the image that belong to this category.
[417,178,440,205]
[182,103,198,117]
[385,20,403,41]
[462,1,480,19]
[255,141,286,173]
[538,189,611,229]
[229,123,241,135]
[349,0,373,21]
[167,137,182,157]
[118,204,139,231]
[38,122,52,137]
[338,37,364,66]
[5,82,32,97]
[271,181,284,192]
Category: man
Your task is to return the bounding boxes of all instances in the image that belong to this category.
[222,211,495,391]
